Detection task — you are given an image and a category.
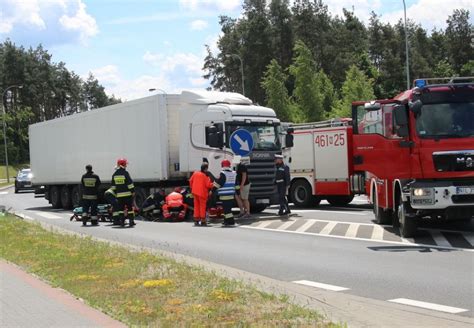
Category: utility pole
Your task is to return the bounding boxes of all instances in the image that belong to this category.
[1,85,23,183]
[403,0,410,89]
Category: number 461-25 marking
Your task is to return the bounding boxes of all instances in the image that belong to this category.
[315,133,345,148]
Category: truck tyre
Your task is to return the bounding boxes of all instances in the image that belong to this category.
[134,187,147,209]
[71,185,81,207]
[398,200,417,238]
[290,180,312,207]
[326,195,354,207]
[373,192,392,225]
[250,204,267,213]
[50,186,62,209]
[60,186,73,210]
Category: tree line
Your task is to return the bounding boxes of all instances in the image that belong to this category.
[203,0,473,122]
[0,40,120,164]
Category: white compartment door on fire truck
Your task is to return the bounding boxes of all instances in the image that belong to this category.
[313,127,351,195]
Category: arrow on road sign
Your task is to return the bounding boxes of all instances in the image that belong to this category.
[234,134,250,151]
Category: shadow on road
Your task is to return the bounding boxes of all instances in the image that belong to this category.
[368,245,458,253]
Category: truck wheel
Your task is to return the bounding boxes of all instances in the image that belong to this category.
[60,186,72,210]
[290,180,312,207]
[398,200,417,238]
[373,193,392,225]
[250,204,267,213]
[134,187,147,209]
[326,195,354,207]
[50,186,62,209]
[71,185,81,207]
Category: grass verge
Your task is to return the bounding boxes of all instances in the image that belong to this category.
[0,215,339,327]
[0,164,25,180]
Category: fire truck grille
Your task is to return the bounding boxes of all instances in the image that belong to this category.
[433,152,474,172]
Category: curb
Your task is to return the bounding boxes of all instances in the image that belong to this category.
[9,211,474,328]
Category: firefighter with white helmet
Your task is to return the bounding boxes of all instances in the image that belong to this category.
[213,159,237,226]
[111,158,136,227]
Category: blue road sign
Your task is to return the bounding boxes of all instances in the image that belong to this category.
[230,129,254,156]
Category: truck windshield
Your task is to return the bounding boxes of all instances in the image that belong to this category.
[416,102,474,138]
[226,123,281,151]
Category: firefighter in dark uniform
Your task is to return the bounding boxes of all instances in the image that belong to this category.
[80,164,101,226]
[213,159,237,226]
[111,158,136,227]
[275,154,291,216]
[141,189,166,220]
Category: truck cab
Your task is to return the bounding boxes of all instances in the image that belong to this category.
[351,77,474,237]
[178,91,291,211]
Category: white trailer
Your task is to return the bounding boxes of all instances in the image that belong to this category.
[29,90,291,210]
[288,119,355,207]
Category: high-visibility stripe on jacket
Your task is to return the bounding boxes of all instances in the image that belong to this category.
[216,169,236,197]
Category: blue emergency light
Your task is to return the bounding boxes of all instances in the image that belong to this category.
[414,79,427,88]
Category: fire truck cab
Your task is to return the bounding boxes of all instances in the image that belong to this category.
[352,77,474,237]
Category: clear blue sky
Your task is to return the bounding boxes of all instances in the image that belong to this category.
[1,0,472,100]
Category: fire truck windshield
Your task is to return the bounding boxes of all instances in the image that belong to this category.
[226,123,281,150]
[415,102,474,138]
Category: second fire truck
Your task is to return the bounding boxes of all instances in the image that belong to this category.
[289,77,474,237]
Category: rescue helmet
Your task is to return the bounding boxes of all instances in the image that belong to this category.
[117,158,128,167]
[174,187,182,193]
[221,159,231,167]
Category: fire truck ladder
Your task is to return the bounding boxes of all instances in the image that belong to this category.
[290,118,351,131]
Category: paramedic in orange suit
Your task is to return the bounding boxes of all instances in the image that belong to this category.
[189,163,214,226]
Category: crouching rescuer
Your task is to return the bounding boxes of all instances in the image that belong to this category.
[111,158,136,226]
[81,164,101,226]
[214,159,237,226]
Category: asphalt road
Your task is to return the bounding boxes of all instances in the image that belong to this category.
[2,189,473,320]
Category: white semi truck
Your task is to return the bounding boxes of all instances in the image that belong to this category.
[29,90,293,210]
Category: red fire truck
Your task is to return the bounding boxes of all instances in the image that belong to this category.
[289,77,474,237]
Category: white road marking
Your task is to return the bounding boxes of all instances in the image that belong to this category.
[35,212,61,219]
[290,209,367,216]
[462,232,474,246]
[277,220,298,230]
[388,298,468,314]
[345,223,360,238]
[0,191,8,195]
[293,280,349,292]
[430,231,452,248]
[241,225,474,252]
[371,225,385,241]
[255,220,277,229]
[319,221,337,235]
[295,220,316,232]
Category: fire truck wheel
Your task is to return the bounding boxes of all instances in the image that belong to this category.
[373,193,392,225]
[398,201,417,238]
[326,195,354,207]
[290,180,312,207]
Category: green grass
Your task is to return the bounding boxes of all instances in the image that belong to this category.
[0,164,28,180]
[0,215,340,327]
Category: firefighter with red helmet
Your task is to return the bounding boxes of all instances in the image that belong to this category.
[213,159,237,226]
[111,158,136,227]
[162,187,188,221]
